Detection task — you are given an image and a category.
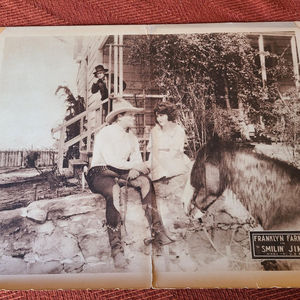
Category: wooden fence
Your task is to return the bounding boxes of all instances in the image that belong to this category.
[0,150,57,168]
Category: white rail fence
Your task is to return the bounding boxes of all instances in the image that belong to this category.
[0,150,57,168]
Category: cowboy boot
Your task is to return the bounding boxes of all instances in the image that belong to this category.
[144,204,174,247]
[135,176,174,247]
[107,223,128,269]
[106,204,128,269]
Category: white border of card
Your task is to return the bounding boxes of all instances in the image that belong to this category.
[0,22,300,289]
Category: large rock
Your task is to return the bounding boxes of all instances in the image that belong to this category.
[0,256,28,275]
[0,192,112,274]
[153,175,264,272]
[0,187,152,275]
[0,170,272,275]
[154,173,190,239]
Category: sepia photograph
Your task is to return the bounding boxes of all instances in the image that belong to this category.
[0,23,299,288]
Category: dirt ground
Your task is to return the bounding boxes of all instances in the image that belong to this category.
[0,167,85,211]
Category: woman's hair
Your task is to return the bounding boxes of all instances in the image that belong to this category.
[153,101,178,122]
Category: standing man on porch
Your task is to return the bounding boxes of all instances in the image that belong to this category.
[85,98,173,269]
[91,64,127,118]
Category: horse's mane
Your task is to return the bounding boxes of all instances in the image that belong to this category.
[191,136,300,188]
[191,135,300,229]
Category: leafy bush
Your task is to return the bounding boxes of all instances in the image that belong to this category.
[128,33,296,156]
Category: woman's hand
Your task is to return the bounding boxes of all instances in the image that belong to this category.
[128,169,140,180]
[133,162,149,174]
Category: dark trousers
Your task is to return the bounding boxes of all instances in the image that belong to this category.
[86,166,162,259]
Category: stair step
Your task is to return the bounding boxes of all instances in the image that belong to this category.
[79,151,93,162]
[80,150,93,156]
[69,159,88,166]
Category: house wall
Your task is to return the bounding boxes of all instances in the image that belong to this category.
[77,35,160,128]
[73,35,162,155]
[101,36,155,95]
[74,36,108,136]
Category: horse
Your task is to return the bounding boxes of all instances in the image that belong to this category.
[183,136,300,230]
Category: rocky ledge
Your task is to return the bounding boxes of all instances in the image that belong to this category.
[0,170,292,275]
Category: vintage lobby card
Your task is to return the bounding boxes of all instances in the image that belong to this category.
[0,22,299,289]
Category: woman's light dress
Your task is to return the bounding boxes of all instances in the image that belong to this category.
[147,123,191,181]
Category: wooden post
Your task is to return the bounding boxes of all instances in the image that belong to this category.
[87,114,91,154]
[39,151,42,167]
[108,44,112,112]
[224,78,232,111]
[258,34,267,87]
[80,116,84,153]
[58,122,66,173]
[17,151,20,167]
[46,151,49,166]
[143,90,146,160]
[14,151,17,167]
[17,150,20,167]
[11,151,14,167]
[119,35,124,97]
[0,152,3,167]
[81,167,87,191]
[85,55,89,109]
[291,35,300,91]
[21,150,24,167]
[2,152,4,167]
[108,44,112,99]
[6,151,8,167]
[114,35,119,98]
[8,150,11,167]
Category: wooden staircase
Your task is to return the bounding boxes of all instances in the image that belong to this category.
[52,98,107,176]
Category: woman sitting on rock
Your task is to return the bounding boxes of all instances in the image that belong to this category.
[147,101,191,181]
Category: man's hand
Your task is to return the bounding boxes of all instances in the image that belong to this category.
[128,169,140,180]
[133,162,149,174]
[93,77,102,84]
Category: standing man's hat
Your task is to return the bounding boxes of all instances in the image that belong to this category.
[93,64,109,75]
[106,98,144,124]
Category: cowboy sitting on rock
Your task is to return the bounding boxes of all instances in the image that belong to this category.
[85,98,173,269]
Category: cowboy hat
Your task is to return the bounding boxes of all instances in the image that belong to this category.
[105,99,144,123]
[93,64,109,75]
